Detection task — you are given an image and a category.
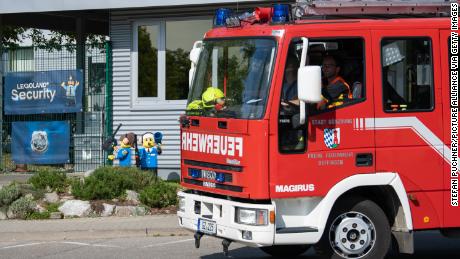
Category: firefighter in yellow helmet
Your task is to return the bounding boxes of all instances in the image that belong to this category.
[186,87,226,111]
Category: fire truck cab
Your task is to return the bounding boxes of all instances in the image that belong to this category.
[177,1,456,258]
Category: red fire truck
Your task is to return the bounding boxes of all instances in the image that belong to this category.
[177,1,457,258]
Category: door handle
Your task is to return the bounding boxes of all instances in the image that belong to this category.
[356,153,373,167]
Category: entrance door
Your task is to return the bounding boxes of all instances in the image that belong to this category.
[271,30,375,198]
[372,29,444,229]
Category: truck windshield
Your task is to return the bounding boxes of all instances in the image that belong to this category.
[186,38,276,119]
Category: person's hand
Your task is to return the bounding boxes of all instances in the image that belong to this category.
[281,99,300,107]
[288,99,300,106]
[108,155,115,160]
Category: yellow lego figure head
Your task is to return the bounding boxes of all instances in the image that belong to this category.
[142,132,155,148]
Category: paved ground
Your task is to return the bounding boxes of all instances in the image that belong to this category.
[0,215,186,242]
[1,215,460,258]
[1,230,460,258]
[0,173,32,188]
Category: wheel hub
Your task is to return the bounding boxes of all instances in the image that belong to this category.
[329,212,376,258]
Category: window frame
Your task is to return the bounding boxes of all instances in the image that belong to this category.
[380,36,435,113]
[131,17,211,110]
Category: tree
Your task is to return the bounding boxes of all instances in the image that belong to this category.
[1,26,104,51]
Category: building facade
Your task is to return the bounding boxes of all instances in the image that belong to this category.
[0,0,291,178]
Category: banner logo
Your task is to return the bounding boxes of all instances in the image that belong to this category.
[30,131,49,153]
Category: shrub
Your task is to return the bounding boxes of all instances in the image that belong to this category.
[46,202,60,213]
[9,196,36,219]
[28,169,68,193]
[72,166,155,200]
[26,211,50,220]
[0,184,21,206]
[139,181,179,208]
[18,184,45,200]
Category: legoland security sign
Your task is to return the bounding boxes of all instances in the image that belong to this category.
[4,70,83,115]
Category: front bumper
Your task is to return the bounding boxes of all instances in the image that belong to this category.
[177,191,275,247]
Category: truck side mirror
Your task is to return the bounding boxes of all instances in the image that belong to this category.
[189,41,203,87]
[297,66,322,103]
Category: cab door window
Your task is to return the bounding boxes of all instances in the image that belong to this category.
[381,38,434,112]
[307,38,365,114]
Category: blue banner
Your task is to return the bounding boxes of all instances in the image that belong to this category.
[4,70,83,115]
[12,121,70,164]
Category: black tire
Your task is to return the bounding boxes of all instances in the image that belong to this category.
[260,244,311,257]
[315,197,391,259]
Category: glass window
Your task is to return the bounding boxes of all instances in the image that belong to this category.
[381,38,434,112]
[166,20,212,100]
[304,38,365,115]
[186,38,276,119]
[137,25,158,97]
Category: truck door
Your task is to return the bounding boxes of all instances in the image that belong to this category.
[372,29,444,229]
[271,30,375,198]
[440,29,459,228]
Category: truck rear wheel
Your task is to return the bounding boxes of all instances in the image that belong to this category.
[260,244,311,257]
[315,198,391,259]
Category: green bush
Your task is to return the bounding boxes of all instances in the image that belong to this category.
[28,169,68,193]
[9,196,36,219]
[139,181,179,208]
[0,184,21,206]
[46,203,60,213]
[72,166,155,200]
[26,211,50,220]
[18,184,45,200]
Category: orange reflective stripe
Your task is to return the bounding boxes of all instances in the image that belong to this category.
[330,76,352,99]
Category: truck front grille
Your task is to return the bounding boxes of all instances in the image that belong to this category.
[183,178,243,192]
[184,159,243,172]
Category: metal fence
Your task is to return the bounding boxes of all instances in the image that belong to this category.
[0,42,112,172]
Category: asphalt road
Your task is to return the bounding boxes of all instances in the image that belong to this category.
[0,231,459,259]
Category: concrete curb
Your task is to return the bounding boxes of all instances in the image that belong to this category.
[0,215,188,242]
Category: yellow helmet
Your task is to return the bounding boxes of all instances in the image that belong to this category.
[186,100,203,110]
[202,87,224,108]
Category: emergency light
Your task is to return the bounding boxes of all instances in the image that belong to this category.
[271,4,290,23]
[214,8,232,27]
[190,168,201,178]
[216,173,225,183]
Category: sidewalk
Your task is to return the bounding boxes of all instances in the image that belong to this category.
[0,173,32,188]
[0,215,187,242]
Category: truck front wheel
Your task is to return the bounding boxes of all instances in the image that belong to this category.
[260,244,311,257]
[315,198,391,259]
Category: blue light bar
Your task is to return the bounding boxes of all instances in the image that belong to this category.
[214,8,232,27]
[272,4,290,24]
[190,168,201,178]
[216,173,225,183]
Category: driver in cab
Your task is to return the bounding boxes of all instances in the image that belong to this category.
[317,55,352,110]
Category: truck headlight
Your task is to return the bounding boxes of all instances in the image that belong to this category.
[235,207,268,226]
[179,196,185,212]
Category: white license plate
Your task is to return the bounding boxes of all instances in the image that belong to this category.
[197,218,217,235]
[201,170,217,180]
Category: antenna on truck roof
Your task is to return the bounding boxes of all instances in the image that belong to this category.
[294,0,451,19]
